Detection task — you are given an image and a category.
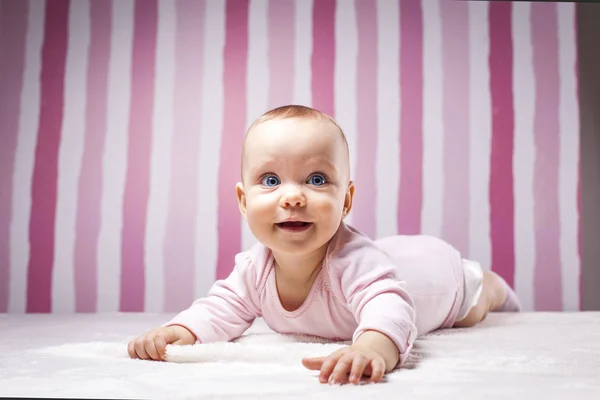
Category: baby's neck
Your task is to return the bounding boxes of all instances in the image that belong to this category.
[271,246,328,312]
[272,245,328,286]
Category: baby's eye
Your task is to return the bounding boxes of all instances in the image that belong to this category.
[261,175,280,187]
[307,174,327,186]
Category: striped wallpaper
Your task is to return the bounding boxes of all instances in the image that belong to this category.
[0,0,580,314]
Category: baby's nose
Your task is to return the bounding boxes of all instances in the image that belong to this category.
[280,186,306,207]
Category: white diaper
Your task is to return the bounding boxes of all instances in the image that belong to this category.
[455,258,484,321]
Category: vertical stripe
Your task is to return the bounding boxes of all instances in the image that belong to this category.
[512,2,535,311]
[575,9,581,310]
[577,164,581,308]
[468,0,492,269]
[217,0,248,280]
[353,0,377,238]
[334,0,357,226]
[163,0,205,312]
[420,0,443,239]
[120,0,158,311]
[531,3,561,311]
[145,0,175,312]
[557,3,580,311]
[488,2,515,288]
[243,0,268,253]
[26,0,69,313]
[10,0,45,313]
[268,0,294,108]
[397,0,423,235]
[293,0,312,106]
[0,0,28,312]
[440,1,469,255]
[53,0,90,313]
[74,0,111,313]
[196,0,225,296]
[311,0,335,116]
[97,0,133,312]
[375,0,400,239]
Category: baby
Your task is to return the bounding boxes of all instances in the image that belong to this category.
[128,105,521,385]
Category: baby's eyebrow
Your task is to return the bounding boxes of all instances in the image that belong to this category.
[302,157,338,171]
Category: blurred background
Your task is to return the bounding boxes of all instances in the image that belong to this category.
[0,0,585,314]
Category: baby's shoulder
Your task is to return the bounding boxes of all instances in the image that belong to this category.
[324,224,399,276]
[231,242,273,291]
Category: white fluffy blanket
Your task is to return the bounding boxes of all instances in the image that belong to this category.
[1,312,599,399]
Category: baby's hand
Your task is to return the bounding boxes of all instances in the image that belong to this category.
[302,345,386,385]
[127,325,196,361]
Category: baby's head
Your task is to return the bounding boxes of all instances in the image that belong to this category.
[236,105,354,257]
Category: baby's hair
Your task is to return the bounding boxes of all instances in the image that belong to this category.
[241,105,350,177]
[250,105,346,141]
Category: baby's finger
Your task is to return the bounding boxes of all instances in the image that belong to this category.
[348,355,369,384]
[127,340,137,359]
[369,359,386,383]
[144,337,161,361]
[329,353,354,384]
[134,339,151,360]
[301,356,325,371]
[155,336,169,360]
[319,354,343,384]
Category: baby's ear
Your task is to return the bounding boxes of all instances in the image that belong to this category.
[343,181,355,218]
[236,182,247,219]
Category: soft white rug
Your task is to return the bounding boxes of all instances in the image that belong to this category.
[1,312,600,399]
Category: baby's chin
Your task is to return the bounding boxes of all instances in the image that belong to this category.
[265,236,330,256]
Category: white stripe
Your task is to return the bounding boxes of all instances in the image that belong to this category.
[333,0,357,227]
[241,0,268,252]
[512,2,535,311]
[293,0,312,106]
[375,0,400,239]
[468,1,491,269]
[557,3,580,311]
[9,0,45,313]
[52,0,90,312]
[420,0,443,239]
[97,0,134,312]
[144,0,175,313]
[195,0,225,298]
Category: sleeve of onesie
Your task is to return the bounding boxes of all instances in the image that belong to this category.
[330,238,418,366]
[163,250,262,344]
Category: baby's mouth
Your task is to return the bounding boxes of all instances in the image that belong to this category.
[276,221,313,231]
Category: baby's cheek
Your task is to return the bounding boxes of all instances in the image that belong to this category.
[315,197,344,223]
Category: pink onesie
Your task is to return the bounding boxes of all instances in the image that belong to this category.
[165,222,469,365]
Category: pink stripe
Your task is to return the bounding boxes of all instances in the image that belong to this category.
[531,3,562,311]
[27,0,70,313]
[0,0,28,312]
[163,0,205,312]
[397,0,423,235]
[120,0,158,311]
[216,0,249,280]
[311,0,335,115]
[440,1,470,255]
[268,0,294,108]
[352,0,377,238]
[488,2,515,288]
[73,0,112,313]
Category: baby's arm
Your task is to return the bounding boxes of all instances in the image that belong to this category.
[163,251,262,343]
[304,241,417,384]
[128,251,261,360]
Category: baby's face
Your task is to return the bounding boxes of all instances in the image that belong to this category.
[237,117,353,258]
